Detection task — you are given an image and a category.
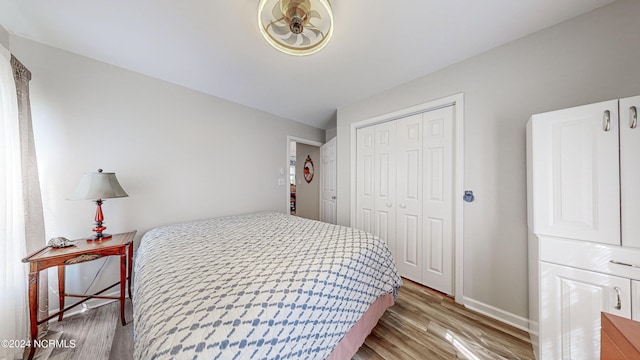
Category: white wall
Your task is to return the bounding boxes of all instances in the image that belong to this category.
[9,36,324,312]
[336,0,640,325]
[0,25,8,49]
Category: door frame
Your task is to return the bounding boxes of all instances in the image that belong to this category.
[286,136,324,215]
[349,93,465,302]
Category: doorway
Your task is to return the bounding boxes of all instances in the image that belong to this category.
[287,137,322,221]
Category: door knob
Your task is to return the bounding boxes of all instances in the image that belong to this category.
[463,190,475,202]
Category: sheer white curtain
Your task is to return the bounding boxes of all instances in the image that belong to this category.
[0,45,28,360]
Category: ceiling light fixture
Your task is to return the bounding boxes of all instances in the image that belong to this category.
[258,0,334,56]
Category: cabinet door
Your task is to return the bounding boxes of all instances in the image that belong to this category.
[395,114,423,283]
[530,100,620,245]
[620,96,640,248]
[540,262,631,360]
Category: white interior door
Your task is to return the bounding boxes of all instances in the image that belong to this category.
[422,106,454,295]
[356,127,375,233]
[395,114,423,283]
[320,137,337,224]
[373,122,397,258]
[620,96,640,248]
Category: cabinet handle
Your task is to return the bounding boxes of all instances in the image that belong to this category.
[610,260,640,268]
[614,287,622,310]
[603,110,611,132]
[631,106,638,129]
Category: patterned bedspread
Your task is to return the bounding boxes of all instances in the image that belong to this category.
[133,212,402,360]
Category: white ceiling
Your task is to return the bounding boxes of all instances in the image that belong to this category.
[0,0,614,129]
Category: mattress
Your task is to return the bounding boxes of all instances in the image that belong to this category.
[133,212,402,359]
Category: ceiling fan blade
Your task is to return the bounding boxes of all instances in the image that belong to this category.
[306,25,322,38]
[271,22,291,36]
[300,34,310,46]
[271,2,283,20]
[309,10,321,20]
[283,33,299,45]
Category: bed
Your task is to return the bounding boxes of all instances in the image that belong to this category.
[133,212,402,359]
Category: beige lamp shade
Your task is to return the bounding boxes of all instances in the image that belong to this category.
[69,169,128,200]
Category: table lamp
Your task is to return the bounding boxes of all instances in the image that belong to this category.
[69,169,128,241]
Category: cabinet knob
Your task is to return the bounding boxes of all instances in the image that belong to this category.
[603,110,611,132]
[614,287,622,310]
[386,202,392,208]
[399,204,407,209]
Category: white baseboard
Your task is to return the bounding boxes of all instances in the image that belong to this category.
[47,290,120,322]
[460,296,531,333]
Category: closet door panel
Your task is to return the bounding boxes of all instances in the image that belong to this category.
[396,114,423,283]
[530,100,620,245]
[374,122,397,257]
[620,96,640,248]
[422,106,454,295]
[356,126,375,234]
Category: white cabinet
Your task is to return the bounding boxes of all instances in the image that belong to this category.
[540,262,631,360]
[620,96,640,248]
[355,106,454,295]
[527,95,640,360]
[529,96,640,247]
[529,100,620,245]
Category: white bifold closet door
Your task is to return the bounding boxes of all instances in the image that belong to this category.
[355,122,398,252]
[396,113,423,282]
[356,106,454,295]
[422,107,454,295]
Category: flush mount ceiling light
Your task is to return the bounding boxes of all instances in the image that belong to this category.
[258,0,334,56]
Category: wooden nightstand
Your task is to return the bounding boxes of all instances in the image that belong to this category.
[601,312,640,359]
[22,230,136,360]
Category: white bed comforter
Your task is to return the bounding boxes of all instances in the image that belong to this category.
[133,212,401,360]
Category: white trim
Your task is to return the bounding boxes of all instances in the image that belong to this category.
[460,296,531,333]
[349,93,465,302]
[286,136,323,215]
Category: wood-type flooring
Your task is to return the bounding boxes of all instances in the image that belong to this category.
[31,278,534,359]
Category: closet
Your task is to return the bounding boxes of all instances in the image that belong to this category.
[355,106,454,295]
[527,95,640,359]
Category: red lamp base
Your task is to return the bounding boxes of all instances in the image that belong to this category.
[87,199,111,241]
